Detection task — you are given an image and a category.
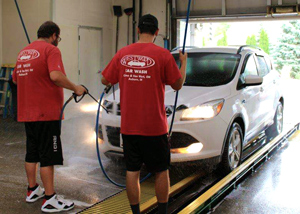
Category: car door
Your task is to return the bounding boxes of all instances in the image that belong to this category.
[254,55,276,125]
[239,54,262,141]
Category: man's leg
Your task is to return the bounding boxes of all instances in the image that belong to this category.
[25,162,38,188]
[126,171,140,204]
[122,134,143,213]
[155,170,170,203]
[155,170,170,214]
[40,166,55,195]
[39,121,62,196]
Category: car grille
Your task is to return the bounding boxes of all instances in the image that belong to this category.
[106,126,121,147]
[98,125,104,140]
[105,126,197,149]
[117,103,121,116]
[165,105,173,117]
[103,99,188,118]
[169,132,198,149]
[103,100,114,114]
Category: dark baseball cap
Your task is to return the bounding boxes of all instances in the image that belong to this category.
[138,14,158,29]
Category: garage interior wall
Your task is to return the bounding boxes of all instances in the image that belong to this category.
[141,0,167,48]
[0,0,167,81]
[52,0,167,86]
[112,0,167,51]
[52,0,114,85]
[2,0,52,64]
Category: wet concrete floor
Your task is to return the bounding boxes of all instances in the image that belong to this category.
[0,98,125,214]
[214,133,300,214]
[0,97,199,214]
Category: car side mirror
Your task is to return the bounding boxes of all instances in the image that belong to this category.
[244,75,263,87]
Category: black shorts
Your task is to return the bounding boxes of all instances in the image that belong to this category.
[25,121,63,167]
[122,134,170,173]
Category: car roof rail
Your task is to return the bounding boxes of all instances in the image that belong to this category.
[237,45,262,54]
[171,46,199,52]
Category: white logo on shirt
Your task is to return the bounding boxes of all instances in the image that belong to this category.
[17,49,40,62]
[120,55,155,69]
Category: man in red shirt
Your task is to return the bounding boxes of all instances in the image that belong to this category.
[13,21,86,213]
[101,14,187,214]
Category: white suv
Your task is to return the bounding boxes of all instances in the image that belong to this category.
[98,46,283,173]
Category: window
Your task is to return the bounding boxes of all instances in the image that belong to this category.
[256,56,270,77]
[243,55,258,76]
[173,53,240,87]
[264,56,273,71]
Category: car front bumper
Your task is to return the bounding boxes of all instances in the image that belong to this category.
[99,111,228,163]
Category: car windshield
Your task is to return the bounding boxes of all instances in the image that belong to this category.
[173,53,241,87]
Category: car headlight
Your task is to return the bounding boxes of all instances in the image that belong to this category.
[180,99,224,121]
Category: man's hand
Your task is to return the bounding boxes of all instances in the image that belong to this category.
[171,50,187,91]
[179,50,187,64]
[74,85,87,96]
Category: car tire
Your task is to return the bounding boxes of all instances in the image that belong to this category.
[265,102,283,141]
[219,122,243,175]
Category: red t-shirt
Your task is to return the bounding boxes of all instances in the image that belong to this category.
[102,43,181,136]
[12,41,66,122]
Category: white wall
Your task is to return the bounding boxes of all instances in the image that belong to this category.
[52,0,114,84]
[142,0,167,48]
[2,0,52,64]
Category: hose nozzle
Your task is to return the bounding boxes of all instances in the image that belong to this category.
[104,85,112,94]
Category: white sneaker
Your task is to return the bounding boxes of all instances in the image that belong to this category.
[41,194,75,213]
[26,185,45,203]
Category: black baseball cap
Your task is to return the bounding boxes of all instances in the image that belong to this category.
[138,14,158,29]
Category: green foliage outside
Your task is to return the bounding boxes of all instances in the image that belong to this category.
[246,35,257,46]
[217,32,228,46]
[259,29,270,54]
[245,30,269,54]
[216,23,230,46]
[273,21,300,79]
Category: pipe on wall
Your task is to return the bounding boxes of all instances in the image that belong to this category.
[139,0,142,18]
[132,0,136,43]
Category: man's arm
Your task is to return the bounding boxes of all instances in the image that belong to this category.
[101,76,110,86]
[171,50,187,91]
[50,71,86,95]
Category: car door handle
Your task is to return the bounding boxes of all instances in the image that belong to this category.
[260,87,264,92]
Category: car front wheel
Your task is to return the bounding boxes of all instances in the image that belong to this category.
[219,122,243,175]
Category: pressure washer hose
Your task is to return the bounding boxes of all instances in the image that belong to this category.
[60,86,151,188]
[95,86,151,188]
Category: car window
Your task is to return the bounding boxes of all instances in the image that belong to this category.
[256,56,270,77]
[264,56,273,71]
[243,55,258,76]
[173,53,241,87]
[240,55,258,83]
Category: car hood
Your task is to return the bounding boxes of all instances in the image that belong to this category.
[105,85,231,107]
[164,85,231,107]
